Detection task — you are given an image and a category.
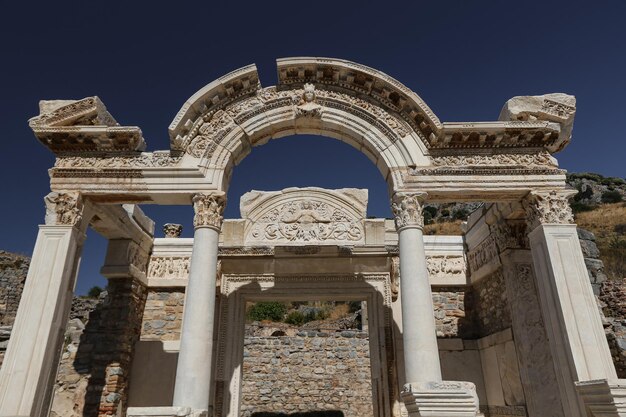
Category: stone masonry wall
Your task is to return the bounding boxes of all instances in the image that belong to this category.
[432,288,467,338]
[240,331,372,417]
[140,289,185,341]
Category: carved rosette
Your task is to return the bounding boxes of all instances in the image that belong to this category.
[44,191,84,226]
[163,223,183,238]
[391,192,427,231]
[192,193,226,230]
[524,190,576,231]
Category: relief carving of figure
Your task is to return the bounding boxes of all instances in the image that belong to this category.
[295,83,323,118]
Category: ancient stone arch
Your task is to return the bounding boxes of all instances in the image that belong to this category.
[1,57,623,417]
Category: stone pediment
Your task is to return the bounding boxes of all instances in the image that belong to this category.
[240,187,368,245]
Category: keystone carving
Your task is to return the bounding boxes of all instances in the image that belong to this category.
[193,193,226,230]
[295,83,323,118]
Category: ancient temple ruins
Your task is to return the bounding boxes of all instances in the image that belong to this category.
[0,57,623,417]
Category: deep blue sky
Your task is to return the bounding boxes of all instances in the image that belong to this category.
[1,1,625,294]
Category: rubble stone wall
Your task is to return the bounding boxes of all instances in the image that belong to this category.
[240,331,373,417]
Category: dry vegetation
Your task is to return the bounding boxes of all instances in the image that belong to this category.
[575,202,626,281]
[423,220,464,236]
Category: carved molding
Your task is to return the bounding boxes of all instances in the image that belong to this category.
[53,153,182,169]
[467,235,499,273]
[392,192,427,231]
[44,192,83,226]
[193,193,226,230]
[524,190,576,231]
[430,150,558,168]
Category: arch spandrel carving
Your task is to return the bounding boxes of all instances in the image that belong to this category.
[240,187,368,245]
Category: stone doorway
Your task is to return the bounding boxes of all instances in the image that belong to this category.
[239,300,372,417]
[214,274,396,417]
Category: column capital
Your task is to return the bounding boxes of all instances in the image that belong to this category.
[523,189,576,231]
[192,192,226,230]
[44,191,83,226]
[392,192,427,231]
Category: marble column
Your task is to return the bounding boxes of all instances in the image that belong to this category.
[392,192,441,384]
[173,193,225,411]
[525,190,618,417]
[0,192,85,417]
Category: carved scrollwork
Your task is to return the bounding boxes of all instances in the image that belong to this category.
[249,199,363,243]
[430,151,558,168]
[391,192,427,231]
[193,193,226,229]
[524,190,576,231]
[44,192,83,226]
[54,152,182,169]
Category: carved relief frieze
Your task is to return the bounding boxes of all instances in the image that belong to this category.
[218,247,275,256]
[427,255,467,281]
[430,150,558,168]
[467,235,499,273]
[53,152,182,169]
[540,99,576,119]
[392,192,426,231]
[147,256,190,280]
[248,200,363,243]
[44,192,83,226]
[524,190,575,231]
[193,193,226,229]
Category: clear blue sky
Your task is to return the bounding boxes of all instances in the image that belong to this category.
[1,1,625,294]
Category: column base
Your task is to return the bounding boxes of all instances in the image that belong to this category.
[576,379,626,416]
[400,381,482,417]
[127,406,207,417]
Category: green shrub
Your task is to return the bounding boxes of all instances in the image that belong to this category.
[87,286,103,298]
[246,302,287,322]
[602,190,623,204]
[453,208,469,220]
[284,311,305,326]
[570,201,595,213]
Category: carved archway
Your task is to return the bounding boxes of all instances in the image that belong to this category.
[167,59,438,193]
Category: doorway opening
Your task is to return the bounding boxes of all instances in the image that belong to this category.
[240,300,371,417]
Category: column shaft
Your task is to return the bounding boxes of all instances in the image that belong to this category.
[0,225,83,417]
[398,227,442,383]
[173,226,220,409]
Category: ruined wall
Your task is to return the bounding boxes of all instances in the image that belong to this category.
[432,288,468,338]
[240,331,373,417]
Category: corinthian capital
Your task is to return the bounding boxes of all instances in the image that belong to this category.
[193,193,226,230]
[392,192,427,231]
[524,189,576,231]
[44,191,83,226]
